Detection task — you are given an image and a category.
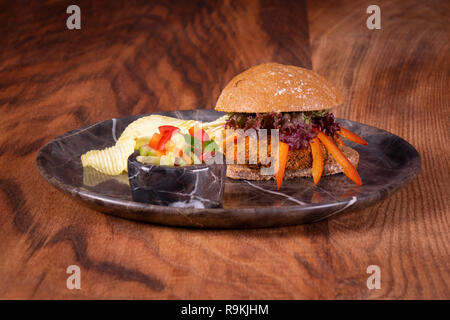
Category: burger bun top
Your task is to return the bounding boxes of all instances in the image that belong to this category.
[215,63,344,113]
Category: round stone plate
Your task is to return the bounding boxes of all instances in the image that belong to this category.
[36,110,420,228]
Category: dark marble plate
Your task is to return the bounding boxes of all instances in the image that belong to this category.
[36,110,421,228]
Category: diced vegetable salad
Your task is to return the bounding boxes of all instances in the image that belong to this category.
[136,125,218,166]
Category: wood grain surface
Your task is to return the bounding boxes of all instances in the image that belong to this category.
[0,0,448,299]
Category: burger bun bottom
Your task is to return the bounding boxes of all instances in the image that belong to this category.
[226,145,359,181]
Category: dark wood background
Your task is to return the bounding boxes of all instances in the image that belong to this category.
[0,0,448,299]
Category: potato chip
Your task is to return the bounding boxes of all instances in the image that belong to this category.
[81,139,135,175]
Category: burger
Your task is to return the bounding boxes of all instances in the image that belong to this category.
[214,63,368,189]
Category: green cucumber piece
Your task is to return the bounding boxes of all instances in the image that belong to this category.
[160,154,175,166]
[136,156,160,165]
[193,153,202,164]
[203,140,218,153]
[139,145,157,156]
[184,134,202,148]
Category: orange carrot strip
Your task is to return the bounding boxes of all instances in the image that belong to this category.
[148,133,162,149]
[275,141,289,190]
[224,133,237,146]
[338,126,368,146]
[316,131,362,185]
[309,138,323,185]
[335,134,346,146]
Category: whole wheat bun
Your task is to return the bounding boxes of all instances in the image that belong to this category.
[215,63,344,113]
[226,145,359,180]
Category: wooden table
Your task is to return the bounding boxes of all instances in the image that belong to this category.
[0,0,448,299]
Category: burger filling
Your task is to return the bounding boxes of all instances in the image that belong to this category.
[225,110,340,150]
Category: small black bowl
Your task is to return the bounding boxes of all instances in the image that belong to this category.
[127,151,226,208]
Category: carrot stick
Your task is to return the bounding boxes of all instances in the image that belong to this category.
[338,126,368,145]
[224,133,237,146]
[316,131,362,185]
[275,141,289,190]
[334,134,346,146]
[309,138,323,185]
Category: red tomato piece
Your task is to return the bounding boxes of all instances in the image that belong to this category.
[159,125,180,134]
[156,125,180,151]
